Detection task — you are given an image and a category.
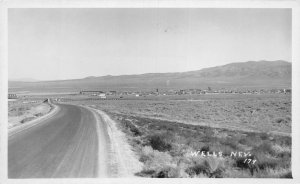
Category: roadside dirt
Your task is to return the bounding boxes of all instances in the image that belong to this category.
[8,102,51,129]
[88,106,143,177]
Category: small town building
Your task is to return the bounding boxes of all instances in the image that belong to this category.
[8,94,17,99]
[99,93,106,99]
[80,90,104,96]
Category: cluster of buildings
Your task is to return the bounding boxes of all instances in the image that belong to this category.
[79,91,108,98]
[79,88,291,98]
[8,94,17,99]
[7,87,292,101]
[168,88,292,95]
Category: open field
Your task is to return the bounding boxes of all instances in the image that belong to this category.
[67,94,291,135]
[64,93,291,178]
[106,112,292,178]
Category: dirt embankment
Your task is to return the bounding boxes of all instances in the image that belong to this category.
[8,100,53,129]
[86,106,143,177]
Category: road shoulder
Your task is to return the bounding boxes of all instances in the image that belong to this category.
[84,106,143,177]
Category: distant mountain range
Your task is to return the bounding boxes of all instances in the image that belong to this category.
[9,60,291,92]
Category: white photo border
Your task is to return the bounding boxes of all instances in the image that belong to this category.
[0,0,299,184]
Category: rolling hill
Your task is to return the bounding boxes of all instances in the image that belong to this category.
[9,60,291,93]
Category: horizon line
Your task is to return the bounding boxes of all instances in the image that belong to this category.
[9,60,291,82]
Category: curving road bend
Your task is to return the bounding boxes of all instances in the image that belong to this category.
[8,103,111,178]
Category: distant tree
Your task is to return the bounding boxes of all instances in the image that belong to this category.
[208,86,212,91]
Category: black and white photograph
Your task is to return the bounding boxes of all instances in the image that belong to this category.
[1,0,300,183]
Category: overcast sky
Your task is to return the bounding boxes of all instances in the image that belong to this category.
[8,8,291,81]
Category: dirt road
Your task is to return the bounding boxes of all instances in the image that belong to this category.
[8,103,141,178]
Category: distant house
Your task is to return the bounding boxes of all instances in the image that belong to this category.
[79,90,104,96]
[8,94,17,99]
[99,93,106,99]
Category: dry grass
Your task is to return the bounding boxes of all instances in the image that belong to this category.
[95,111,291,178]
[64,93,291,178]
[69,94,291,135]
